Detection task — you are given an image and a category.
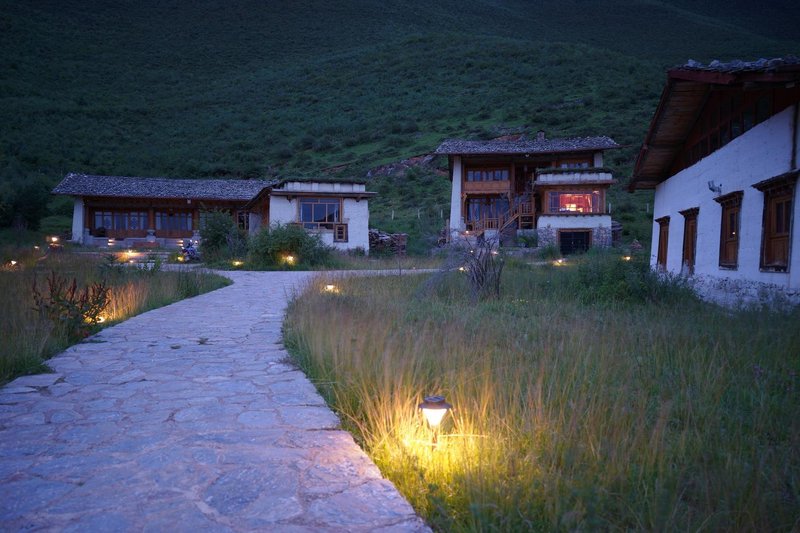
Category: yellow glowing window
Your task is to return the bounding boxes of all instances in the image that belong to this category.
[548,191,601,213]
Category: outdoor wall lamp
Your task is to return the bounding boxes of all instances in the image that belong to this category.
[419,395,452,446]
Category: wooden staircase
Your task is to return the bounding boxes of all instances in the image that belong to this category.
[464,191,535,242]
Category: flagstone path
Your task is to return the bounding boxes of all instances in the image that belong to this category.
[0,271,429,532]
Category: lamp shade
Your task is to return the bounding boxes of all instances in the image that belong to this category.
[418,395,452,428]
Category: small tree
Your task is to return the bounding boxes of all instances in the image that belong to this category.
[199,210,247,262]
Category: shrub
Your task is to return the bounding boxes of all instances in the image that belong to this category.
[571,249,693,304]
[248,223,332,268]
[31,271,110,341]
[199,209,247,262]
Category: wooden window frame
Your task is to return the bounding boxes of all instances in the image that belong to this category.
[465,167,510,183]
[678,90,775,173]
[656,216,670,270]
[297,197,343,230]
[679,208,699,275]
[545,190,603,215]
[333,223,348,243]
[714,191,743,269]
[754,175,796,272]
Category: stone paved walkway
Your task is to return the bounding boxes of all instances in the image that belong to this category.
[0,271,429,532]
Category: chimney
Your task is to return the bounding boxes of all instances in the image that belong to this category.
[536,130,546,142]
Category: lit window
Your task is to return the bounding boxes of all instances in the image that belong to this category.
[548,191,601,213]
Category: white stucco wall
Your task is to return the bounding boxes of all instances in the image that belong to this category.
[537,171,613,184]
[71,197,85,243]
[279,181,366,193]
[269,195,297,226]
[268,191,370,253]
[449,156,463,233]
[537,214,612,230]
[248,212,261,234]
[650,104,799,289]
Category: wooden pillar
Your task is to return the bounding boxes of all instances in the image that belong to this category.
[148,208,155,231]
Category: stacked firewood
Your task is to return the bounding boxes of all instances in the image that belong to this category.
[368,229,408,256]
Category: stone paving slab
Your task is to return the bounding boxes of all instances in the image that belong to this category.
[0,271,429,532]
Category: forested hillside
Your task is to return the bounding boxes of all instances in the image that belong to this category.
[2,0,798,247]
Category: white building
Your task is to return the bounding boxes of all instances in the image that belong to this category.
[629,57,800,304]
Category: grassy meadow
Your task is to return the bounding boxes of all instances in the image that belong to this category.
[0,247,230,384]
[284,253,800,531]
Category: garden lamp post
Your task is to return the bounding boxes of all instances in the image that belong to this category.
[419,395,452,446]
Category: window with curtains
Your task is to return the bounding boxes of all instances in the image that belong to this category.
[547,191,601,214]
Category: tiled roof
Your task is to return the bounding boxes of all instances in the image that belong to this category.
[680,56,800,72]
[52,173,276,201]
[435,136,619,155]
[629,57,800,190]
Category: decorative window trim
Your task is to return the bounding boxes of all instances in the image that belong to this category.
[714,191,743,269]
[679,208,699,276]
[754,173,796,272]
[655,216,670,270]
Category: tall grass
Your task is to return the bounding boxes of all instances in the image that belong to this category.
[284,254,800,531]
[0,249,229,384]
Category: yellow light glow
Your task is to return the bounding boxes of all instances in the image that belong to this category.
[421,407,448,428]
[9,260,17,266]
[418,395,452,430]
[622,255,632,261]
[50,236,59,243]
[97,316,107,323]
[553,258,566,266]
[232,260,244,267]
[284,255,296,265]
[323,284,339,294]
[177,255,185,262]
[34,245,40,250]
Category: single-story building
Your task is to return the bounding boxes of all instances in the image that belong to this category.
[436,132,619,253]
[629,57,800,305]
[52,173,375,252]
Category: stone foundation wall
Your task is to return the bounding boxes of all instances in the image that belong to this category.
[592,226,612,247]
[689,274,800,310]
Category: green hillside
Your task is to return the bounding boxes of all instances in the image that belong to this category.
[2,0,799,247]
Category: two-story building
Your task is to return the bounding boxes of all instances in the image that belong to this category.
[52,173,374,253]
[629,57,800,305]
[436,133,619,253]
